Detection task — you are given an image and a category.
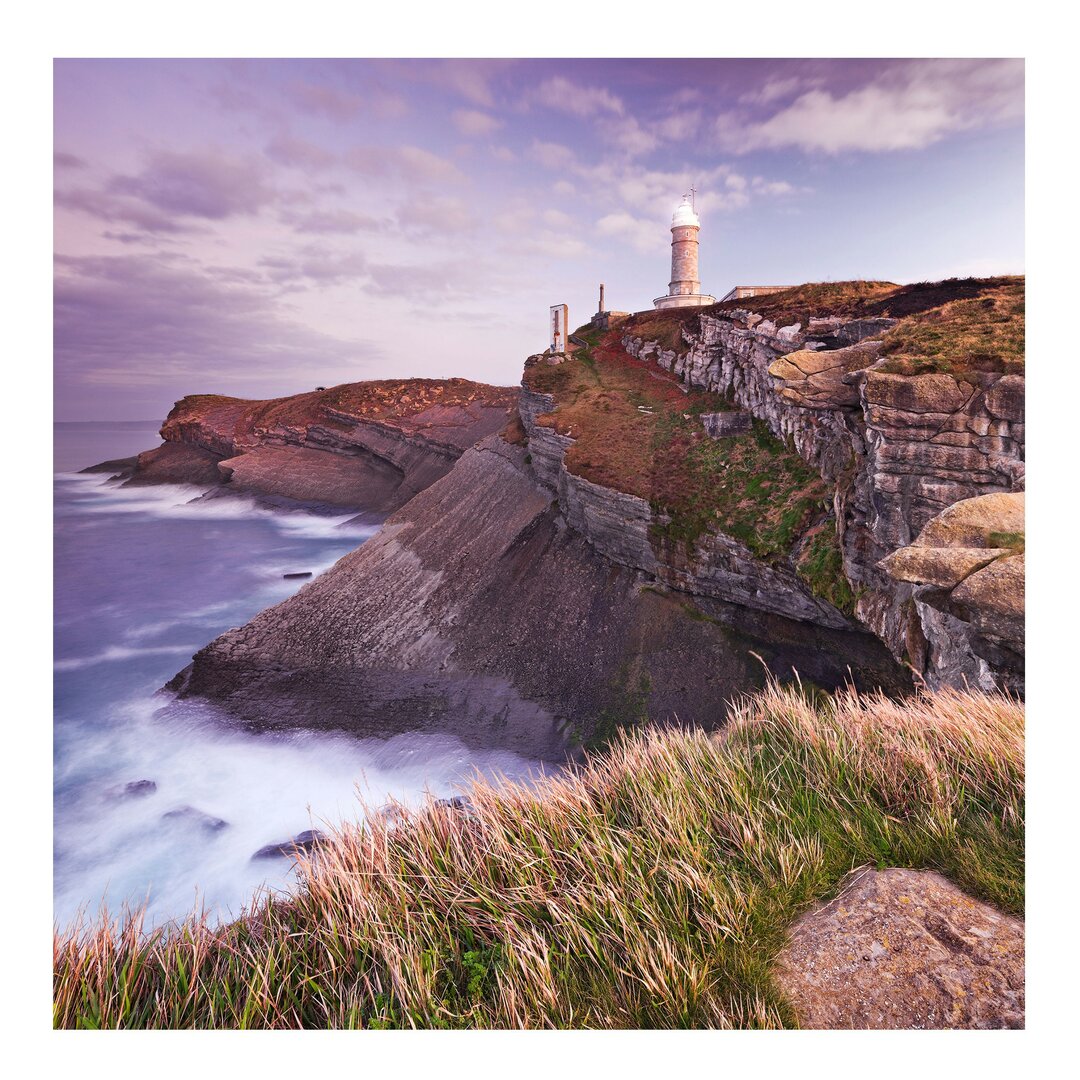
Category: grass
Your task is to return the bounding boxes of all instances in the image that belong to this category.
[619,276,1025,378]
[987,531,1026,555]
[165,378,520,444]
[795,519,856,616]
[876,281,1025,376]
[55,684,1023,1029]
[523,331,829,559]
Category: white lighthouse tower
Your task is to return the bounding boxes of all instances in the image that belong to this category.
[653,192,716,309]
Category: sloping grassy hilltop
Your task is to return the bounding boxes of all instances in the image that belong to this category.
[166,377,521,440]
[524,328,833,564]
[54,685,1023,1029]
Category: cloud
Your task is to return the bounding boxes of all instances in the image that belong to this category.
[109,149,276,220]
[737,76,822,107]
[452,109,502,137]
[288,81,365,121]
[528,139,577,169]
[531,76,624,118]
[601,116,659,158]
[55,186,201,235]
[396,194,477,236]
[344,144,465,184]
[596,211,667,255]
[363,259,478,299]
[257,247,370,288]
[281,207,385,235]
[650,109,702,143]
[54,253,369,405]
[54,151,87,169]
[720,59,1024,154]
[265,133,338,171]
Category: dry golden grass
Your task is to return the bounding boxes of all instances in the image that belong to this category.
[54,684,1023,1029]
[877,281,1025,375]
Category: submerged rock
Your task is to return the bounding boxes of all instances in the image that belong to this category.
[105,779,157,800]
[161,806,228,832]
[251,829,326,861]
[774,867,1024,1029]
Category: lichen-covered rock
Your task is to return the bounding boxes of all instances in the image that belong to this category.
[626,308,1025,692]
[768,340,884,409]
[879,493,1024,691]
[774,867,1024,1029]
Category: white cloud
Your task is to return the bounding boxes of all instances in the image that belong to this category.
[737,76,821,107]
[720,59,1023,154]
[397,194,477,236]
[452,109,503,137]
[531,76,624,118]
[528,139,577,169]
[596,211,667,254]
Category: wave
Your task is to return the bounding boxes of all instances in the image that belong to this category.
[55,473,380,541]
[55,644,202,672]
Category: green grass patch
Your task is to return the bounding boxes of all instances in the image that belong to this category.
[987,531,1025,555]
[54,685,1024,1029]
[795,520,856,616]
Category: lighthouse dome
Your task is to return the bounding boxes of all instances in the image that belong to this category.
[672,196,699,229]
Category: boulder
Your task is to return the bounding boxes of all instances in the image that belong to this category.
[700,411,752,438]
[251,829,326,860]
[105,779,157,800]
[161,806,229,832]
[774,867,1024,1029]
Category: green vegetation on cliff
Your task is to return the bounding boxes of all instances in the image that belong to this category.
[55,685,1023,1029]
[523,331,830,562]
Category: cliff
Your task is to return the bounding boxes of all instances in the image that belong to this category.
[614,277,1024,691]
[169,433,905,758]
[111,378,520,514]
[158,276,1021,755]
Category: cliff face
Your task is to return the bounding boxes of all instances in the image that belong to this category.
[170,433,908,759]
[118,379,520,514]
[159,277,1021,757]
[618,278,1024,691]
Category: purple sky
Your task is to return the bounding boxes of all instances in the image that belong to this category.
[53,58,1024,420]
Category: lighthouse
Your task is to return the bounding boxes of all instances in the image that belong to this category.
[653,193,716,310]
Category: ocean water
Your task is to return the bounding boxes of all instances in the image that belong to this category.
[54,423,544,929]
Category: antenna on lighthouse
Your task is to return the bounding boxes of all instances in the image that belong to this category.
[690,183,697,211]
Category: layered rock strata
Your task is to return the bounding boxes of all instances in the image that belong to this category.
[880,492,1024,693]
[624,310,1025,690]
[110,380,519,514]
[170,435,908,759]
[519,384,848,630]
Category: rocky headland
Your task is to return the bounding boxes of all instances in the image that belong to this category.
[69,277,1027,1029]
[105,277,1022,758]
[103,377,519,514]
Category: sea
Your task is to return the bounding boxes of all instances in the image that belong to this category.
[54,422,544,929]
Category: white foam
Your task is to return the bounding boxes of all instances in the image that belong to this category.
[55,644,203,672]
[55,473,379,541]
[54,694,548,930]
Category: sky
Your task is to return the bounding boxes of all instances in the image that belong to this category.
[53,58,1025,420]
